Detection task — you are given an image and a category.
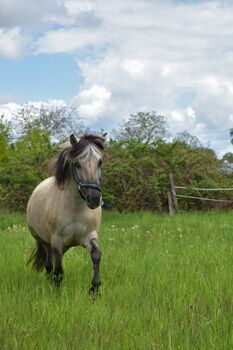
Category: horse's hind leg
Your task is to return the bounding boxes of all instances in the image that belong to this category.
[44,244,53,275]
[89,238,102,294]
[51,238,64,287]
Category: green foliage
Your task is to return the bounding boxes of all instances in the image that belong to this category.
[0,126,55,210]
[230,128,233,144]
[103,139,233,212]
[103,140,162,211]
[0,114,232,212]
[222,152,233,163]
[0,117,11,164]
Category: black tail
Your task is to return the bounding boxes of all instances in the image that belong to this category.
[27,241,47,272]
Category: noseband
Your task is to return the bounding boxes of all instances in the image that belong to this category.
[71,163,102,203]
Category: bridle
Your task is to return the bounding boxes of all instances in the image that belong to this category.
[71,163,102,203]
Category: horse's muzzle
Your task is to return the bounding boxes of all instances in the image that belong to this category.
[86,194,101,209]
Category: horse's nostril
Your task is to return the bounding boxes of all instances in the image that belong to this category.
[93,196,101,205]
[87,195,100,206]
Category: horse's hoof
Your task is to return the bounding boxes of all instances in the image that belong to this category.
[45,271,53,280]
[88,286,100,296]
[88,286,95,294]
[52,274,63,287]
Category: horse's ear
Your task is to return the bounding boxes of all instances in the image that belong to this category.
[70,134,80,146]
[102,132,108,140]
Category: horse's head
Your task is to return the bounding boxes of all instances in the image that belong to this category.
[55,133,107,209]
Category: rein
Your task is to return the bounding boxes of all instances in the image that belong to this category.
[71,163,102,202]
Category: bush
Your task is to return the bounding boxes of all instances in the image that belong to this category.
[0,128,55,210]
[102,139,233,212]
[0,119,232,212]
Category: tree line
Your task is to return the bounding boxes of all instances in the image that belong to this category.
[0,106,232,212]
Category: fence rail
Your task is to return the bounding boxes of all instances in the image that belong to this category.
[175,186,233,191]
[175,193,233,203]
[168,174,233,215]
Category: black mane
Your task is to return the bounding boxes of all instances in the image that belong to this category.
[54,134,104,188]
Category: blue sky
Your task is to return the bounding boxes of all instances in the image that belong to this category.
[0,54,82,102]
[0,0,233,156]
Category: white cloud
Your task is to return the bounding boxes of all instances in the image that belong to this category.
[0,27,28,58]
[121,59,146,79]
[0,102,21,120]
[36,27,105,54]
[67,0,233,155]
[72,84,111,122]
[186,107,196,120]
[78,84,111,100]
[162,65,171,77]
[1,0,233,155]
[0,100,67,121]
[171,110,186,123]
[64,0,94,16]
[170,107,196,128]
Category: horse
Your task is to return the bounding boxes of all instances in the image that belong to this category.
[27,133,106,293]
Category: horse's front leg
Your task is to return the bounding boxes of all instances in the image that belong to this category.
[89,238,102,294]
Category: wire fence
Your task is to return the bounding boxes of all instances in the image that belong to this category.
[168,174,233,215]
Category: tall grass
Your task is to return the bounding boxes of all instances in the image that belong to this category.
[0,210,232,349]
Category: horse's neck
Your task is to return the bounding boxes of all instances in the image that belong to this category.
[64,177,85,207]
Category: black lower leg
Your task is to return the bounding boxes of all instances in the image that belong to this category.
[89,239,102,294]
[45,244,53,275]
[52,248,63,287]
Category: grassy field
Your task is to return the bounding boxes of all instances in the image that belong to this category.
[0,210,232,350]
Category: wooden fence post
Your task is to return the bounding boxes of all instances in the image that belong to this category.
[167,191,175,216]
[169,173,179,214]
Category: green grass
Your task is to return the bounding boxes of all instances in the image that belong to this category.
[0,210,232,350]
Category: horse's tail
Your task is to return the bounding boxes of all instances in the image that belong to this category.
[27,241,47,272]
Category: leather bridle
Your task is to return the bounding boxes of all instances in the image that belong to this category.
[71,163,102,203]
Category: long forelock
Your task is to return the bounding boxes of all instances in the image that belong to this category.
[68,134,104,161]
[72,143,102,163]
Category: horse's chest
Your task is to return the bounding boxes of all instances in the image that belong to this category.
[61,216,97,247]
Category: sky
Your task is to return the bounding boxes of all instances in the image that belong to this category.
[0,0,233,156]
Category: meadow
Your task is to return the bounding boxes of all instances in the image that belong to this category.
[0,210,232,350]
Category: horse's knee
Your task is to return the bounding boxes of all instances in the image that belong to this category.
[91,247,102,265]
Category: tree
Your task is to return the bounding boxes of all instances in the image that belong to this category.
[113,111,168,144]
[0,127,56,210]
[102,137,233,212]
[174,130,202,148]
[230,128,233,145]
[13,102,83,142]
[0,116,11,163]
[222,152,233,163]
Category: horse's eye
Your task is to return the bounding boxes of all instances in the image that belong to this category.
[76,163,81,169]
[98,160,103,167]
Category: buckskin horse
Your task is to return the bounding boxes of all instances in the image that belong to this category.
[27,133,106,293]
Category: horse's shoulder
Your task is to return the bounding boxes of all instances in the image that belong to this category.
[39,176,55,187]
[32,177,55,193]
